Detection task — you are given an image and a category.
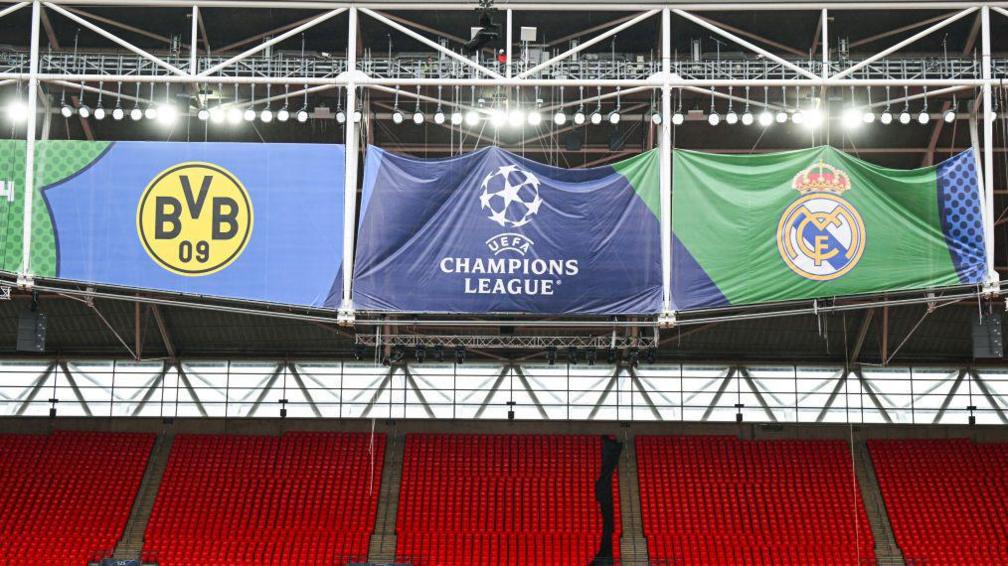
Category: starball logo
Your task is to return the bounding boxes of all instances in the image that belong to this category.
[437,164,581,296]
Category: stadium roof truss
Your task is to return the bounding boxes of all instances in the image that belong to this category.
[0,0,1007,333]
[1,358,1006,425]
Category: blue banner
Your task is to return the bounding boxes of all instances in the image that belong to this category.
[347,146,661,315]
[40,141,344,307]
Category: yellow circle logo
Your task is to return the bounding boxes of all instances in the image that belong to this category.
[137,162,253,276]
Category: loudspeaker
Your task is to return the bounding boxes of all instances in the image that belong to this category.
[972,311,1004,358]
[16,311,47,353]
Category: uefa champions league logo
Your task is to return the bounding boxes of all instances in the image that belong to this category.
[479,165,543,228]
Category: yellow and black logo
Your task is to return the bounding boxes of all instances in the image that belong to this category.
[137,162,253,276]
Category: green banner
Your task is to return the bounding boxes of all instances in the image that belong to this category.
[671,147,987,309]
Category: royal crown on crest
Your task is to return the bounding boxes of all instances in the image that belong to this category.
[792,160,851,194]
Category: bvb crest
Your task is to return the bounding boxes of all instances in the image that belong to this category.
[776,160,866,281]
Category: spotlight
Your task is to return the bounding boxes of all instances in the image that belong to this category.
[209,107,223,123]
[227,107,242,124]
[944,108,956,123]
[775,110,788,124]
[433,345,445,362]
[573,110,586,125]
[353,110,363,123]
[608,110,621,125]
[112,106,125,121]
[196,108,210,121]
[335,110,346,124]
[454,346,466,364]
[450,110,463,125]
[880,110,893,125]
[489,108,506,128]
[707,112,720,126]
[841,108,861,130]
[553,111,567,125]
[243,108,256,122]
[589,111,603,125]
[862,110,875,124]
[296,108,309,123]
[414,345,426,364]
[567,347,579,365]
[741,111,754,126]
[758,110,773,127]
[60,104,74,118]
[5,101,27,123]
[392,109,404,124]
[791,111,803,125]
[144,106,158,120]
[507,108,525,127]
[671,111,684,126]
[130,107,143,121]
[156,104,178,125]
[585,348,597,366]
[606,348,617,364]
[546,346,557,365]
[650,111,662,125]
[898,111,911,125]
[77,104,91,119]
[260,108,273,123]
[528,109,542,126]
[92,106,106,121]
[353,344,366,361]
[725,111,738,125]
[434,110,446,125]
[465,109,481,126]
[277,107,290,122]
[917,111,930,125]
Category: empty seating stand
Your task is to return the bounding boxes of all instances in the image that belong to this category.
[869,439,1008,565]
[0,431,154,565]
[143,432,385,566]
[637,436,875,566]
[395,434,620,566]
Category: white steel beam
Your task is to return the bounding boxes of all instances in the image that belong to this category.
[197,8,346,77]
[659,7,673,323]
[0,2,29,19]
[42,2,189,77]
[981,5,997,290]
[19,0,39,282]
[831,7,977,79]
[360,7,503,80]
[338,5,359,325]
[674,8,821,81]
[518,10,659,79]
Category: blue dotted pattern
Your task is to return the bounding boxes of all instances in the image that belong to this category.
[936,151,986,284]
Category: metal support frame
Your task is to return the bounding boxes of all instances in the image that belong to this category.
[338,6,359,325]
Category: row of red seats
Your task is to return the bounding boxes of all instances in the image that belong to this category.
[869,439,1008,566]
[637,436,875,566]
[396,434,620,566]
[0,431,154,566]
[144,432,384,566]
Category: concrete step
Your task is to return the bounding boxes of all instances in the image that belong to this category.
[113,433,175,561]
[618,432,649,566]
[853,442,905,566]
[368,431,405,563]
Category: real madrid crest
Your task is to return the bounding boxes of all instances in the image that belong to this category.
[776,160,865,281]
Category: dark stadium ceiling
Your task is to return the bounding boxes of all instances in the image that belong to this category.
[0,2,1006,362]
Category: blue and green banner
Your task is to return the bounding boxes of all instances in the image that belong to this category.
[349,146,662,314]
[0,141,345,308]
[671,147,987,309]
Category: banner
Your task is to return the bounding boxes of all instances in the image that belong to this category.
[671,147,987,309]
[0,141,344,308]
[349,146,662,314]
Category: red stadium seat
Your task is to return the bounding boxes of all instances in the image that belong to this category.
[636,435,875,566]
[143,432,384,566]
[869,439,1008,566]
[0,431,154,566]
[395,434,620,566]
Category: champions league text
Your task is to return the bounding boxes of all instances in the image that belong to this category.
[439,257,580,295]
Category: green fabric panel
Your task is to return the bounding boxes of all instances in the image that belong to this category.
[0,140,112,276]
[612,148,661,219]
[672,146,959,305]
